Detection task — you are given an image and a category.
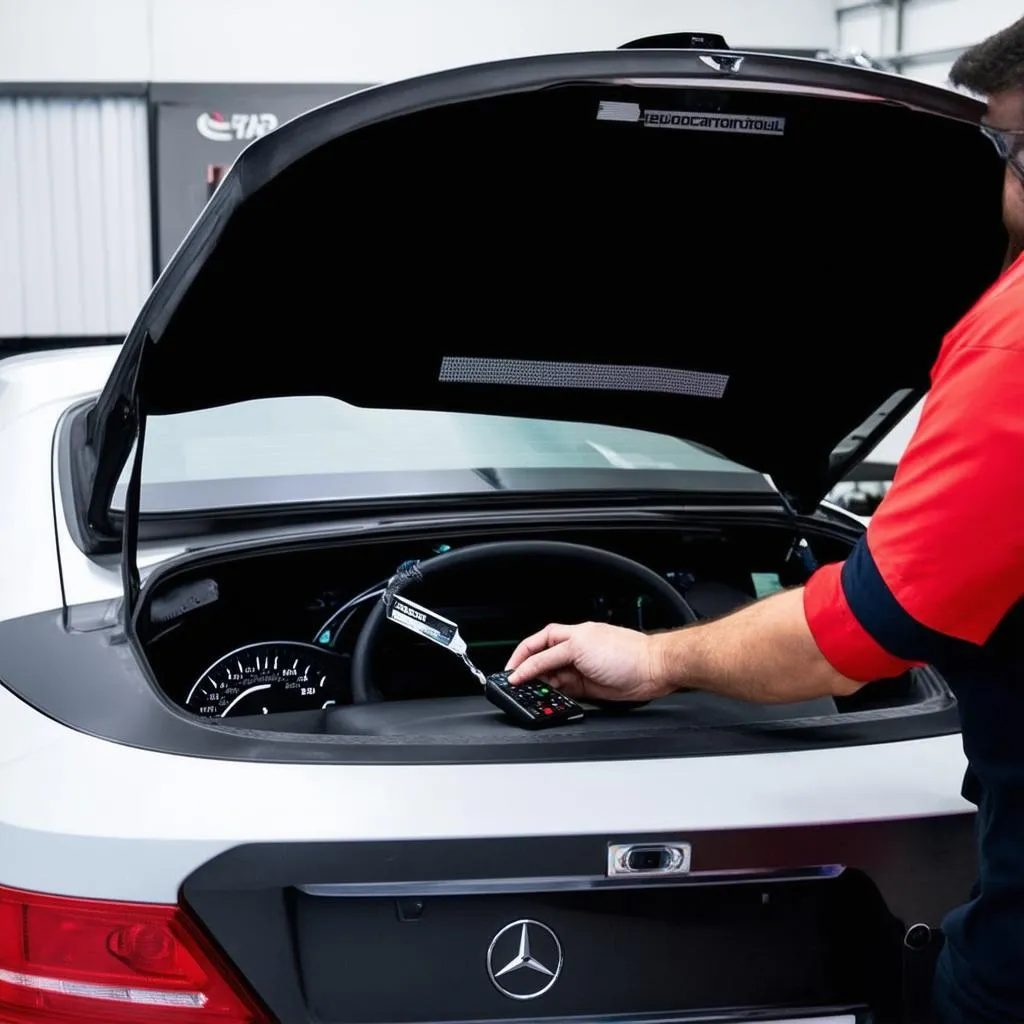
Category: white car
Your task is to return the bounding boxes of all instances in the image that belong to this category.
[0,34,1005,1024]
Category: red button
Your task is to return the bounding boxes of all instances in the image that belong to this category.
[543,708,553,715]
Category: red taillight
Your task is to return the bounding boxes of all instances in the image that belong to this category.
[0,884,269,1022]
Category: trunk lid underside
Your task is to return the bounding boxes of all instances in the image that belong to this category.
[79,49,1005,551]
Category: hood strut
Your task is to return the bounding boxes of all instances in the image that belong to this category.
[120,345,149,621]
[121,410,144,620]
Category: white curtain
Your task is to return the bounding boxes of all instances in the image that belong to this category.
[0,95,151,338]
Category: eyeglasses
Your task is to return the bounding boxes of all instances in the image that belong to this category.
[981,124,1024,182]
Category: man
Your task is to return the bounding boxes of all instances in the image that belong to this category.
[505,18,1024,1024]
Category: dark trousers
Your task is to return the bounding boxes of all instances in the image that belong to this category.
[927,937,1024,1024]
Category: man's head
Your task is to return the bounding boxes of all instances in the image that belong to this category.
[951,17,1024,268]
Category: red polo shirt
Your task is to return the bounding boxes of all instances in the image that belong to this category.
[803,253,1024,681]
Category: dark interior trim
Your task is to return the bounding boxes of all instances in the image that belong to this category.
[0,597,962,766]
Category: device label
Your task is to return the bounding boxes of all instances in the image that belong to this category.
[387,596,459,648]
[596,100,786,136]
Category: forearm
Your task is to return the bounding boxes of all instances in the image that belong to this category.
[651,587,863,704]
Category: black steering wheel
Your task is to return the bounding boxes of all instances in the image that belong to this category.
[350,540,698,705]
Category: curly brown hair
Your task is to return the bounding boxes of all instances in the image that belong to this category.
[950,16,1024,95]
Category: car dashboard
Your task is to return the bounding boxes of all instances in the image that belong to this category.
[140,526,782,720]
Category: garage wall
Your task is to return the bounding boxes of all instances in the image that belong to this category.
[837,0,1022,86]
[900,0,1021,61]
[0,0,838,343]
[835,2,899,59]
[1,0,837,85]
[0,96,152,340]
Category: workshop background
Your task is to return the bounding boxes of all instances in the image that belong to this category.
[0,0,1013,502]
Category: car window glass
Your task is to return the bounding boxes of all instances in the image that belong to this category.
[112,395,760,512]
[130,396,753,483]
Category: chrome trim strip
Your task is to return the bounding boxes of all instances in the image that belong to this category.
[297,865,845,898]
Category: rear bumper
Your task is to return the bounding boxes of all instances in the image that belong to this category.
[183,816,974,1024]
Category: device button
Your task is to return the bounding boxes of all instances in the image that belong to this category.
[543,707,553,715]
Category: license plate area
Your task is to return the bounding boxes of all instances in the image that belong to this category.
[292,874,897,1023]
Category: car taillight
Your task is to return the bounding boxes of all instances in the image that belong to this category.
[0,884,269,1022]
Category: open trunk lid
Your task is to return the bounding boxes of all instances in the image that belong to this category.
[71,43,1006,572]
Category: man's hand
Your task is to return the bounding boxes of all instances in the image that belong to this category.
[504,622,672,702]
[505,588,862,706]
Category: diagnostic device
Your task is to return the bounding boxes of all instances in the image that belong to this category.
[384,593,585,729]
[483,670,586,730]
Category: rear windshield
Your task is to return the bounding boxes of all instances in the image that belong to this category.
[114,397,766,513]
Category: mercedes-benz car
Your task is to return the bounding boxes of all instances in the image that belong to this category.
[0,32,1006,1024]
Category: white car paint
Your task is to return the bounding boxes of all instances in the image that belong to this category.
[0,347,122,619]
[0,672,970,904]
[0,346,190,614]
[821,499,871,527]
[0,344,973,910]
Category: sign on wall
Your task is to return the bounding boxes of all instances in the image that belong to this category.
[150,83,367,271]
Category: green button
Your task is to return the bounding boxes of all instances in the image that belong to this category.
[539,687,549,694]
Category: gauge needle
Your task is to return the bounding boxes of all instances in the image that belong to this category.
[221,683,272,717]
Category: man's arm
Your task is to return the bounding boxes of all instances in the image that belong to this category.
[648,586,860,703]
[508,343,1024,702]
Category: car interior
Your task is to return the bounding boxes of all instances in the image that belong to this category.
[137,515,945,741]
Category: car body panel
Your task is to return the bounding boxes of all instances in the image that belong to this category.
[0,347,119,620]
[0,678,970,904]
[0,345,182,614]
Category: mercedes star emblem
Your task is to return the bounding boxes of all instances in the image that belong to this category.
[486,919,563,1000]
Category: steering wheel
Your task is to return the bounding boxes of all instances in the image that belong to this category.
[350,540,698,705]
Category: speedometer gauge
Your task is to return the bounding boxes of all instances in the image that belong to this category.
[186,642,339,718]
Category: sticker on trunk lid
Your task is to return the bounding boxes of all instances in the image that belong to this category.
[596,100,785,136]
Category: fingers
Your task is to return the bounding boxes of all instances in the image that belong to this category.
[506,640,576,684]
[505,624,572,673]
[546,668,586,698]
